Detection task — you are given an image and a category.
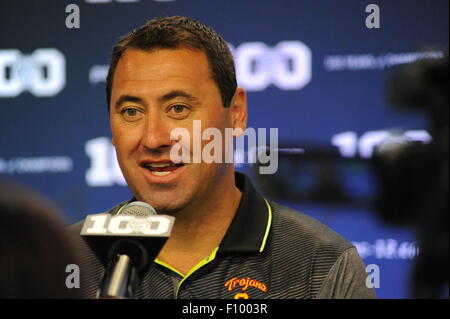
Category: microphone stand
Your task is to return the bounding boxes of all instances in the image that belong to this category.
[98,253,139,299]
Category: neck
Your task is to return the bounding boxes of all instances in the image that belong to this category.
[156,168,242,274]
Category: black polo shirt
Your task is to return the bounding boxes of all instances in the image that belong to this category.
[72,172,375,299]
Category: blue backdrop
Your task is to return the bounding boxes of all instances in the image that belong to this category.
[0,0,448,299]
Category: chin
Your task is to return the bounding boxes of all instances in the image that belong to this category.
[137,194,190,215]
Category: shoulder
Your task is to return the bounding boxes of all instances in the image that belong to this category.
[68,200,128,234]
[266,201,360,298]
[69,220,84,234]
[269,201,353,253]
[68,200,129,261]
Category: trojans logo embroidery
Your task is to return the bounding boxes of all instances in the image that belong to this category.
[224,276,268,299]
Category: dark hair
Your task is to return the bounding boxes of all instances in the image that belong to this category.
[106,16,237,109]
[0,182,85,298]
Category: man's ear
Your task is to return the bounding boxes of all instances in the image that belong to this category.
[230,87,247,137]
[110,110,116,147]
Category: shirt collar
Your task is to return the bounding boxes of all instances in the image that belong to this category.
[218,172,272,255]
[116,172,272,254]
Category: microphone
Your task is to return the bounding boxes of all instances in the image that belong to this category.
[80,201,175,299]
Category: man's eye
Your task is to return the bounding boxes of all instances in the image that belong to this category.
[120,108,143,121]
[168,104,191,118]
[171,105,186,113]
[123,108,138,116]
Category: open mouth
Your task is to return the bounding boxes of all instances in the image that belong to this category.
[141,162,185,177]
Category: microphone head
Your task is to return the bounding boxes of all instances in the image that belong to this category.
[81,202,174,273]
[118,201,157,217]
[81,201,175,298]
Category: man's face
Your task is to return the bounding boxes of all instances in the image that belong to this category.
[110,48,243,213]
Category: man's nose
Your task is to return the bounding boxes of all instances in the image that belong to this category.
[141,117,172,152]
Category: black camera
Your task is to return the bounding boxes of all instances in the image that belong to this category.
[253,51,449,298]
[373,51,448,298]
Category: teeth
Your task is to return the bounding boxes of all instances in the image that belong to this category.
[148,163,171,168]
[151,171,172,176]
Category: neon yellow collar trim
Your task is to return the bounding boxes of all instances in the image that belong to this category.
[155,246,219,298]
[260,198,273,252]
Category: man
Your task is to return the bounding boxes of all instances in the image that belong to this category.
[72,16,375,299]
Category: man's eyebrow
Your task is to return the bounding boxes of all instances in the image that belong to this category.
[158,90,200,103]
[114,95,146,110]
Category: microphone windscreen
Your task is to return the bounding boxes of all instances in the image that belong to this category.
[119,201,157,217]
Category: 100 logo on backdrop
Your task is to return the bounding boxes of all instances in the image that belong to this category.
[0,49,65,97]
